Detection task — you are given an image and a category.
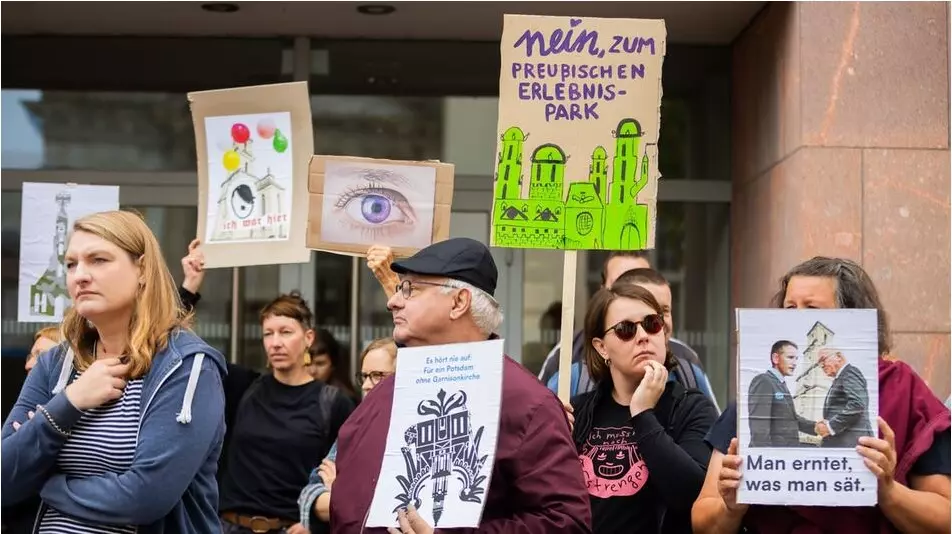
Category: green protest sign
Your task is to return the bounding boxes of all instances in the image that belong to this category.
[491,15,666,251]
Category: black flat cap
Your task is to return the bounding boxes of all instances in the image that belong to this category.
[391,238,498,297]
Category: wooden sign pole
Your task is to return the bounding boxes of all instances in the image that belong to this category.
[556,250,578,403]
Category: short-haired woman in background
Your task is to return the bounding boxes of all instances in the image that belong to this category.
[1,210,228,533]
[218,292,355,534]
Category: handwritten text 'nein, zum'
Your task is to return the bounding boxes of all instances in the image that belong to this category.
[510,18,659,122]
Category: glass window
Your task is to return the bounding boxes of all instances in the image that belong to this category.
[520,250,565,375]
[1,90,196,171]
[311,95,443,160]
[658,98,689,180]
[315,251,356,357]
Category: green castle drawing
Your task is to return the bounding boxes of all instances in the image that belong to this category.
[492,118,652,250]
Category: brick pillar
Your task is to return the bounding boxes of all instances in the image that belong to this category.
[730,2,950,398]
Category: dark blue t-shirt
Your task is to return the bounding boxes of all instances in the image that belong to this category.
[705,403,950,476]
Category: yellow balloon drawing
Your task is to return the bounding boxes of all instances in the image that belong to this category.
[223,150,241,172]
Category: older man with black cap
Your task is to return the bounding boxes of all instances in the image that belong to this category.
[330,238,592,534]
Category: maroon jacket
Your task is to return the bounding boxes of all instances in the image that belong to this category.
[330,355,592,533]
[743,358,951,533]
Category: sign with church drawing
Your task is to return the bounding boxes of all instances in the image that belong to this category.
[189,81,313,268]
[490,14,666,250]
[736,308,879,507]
[366,339,504,529]
[18,182,119,323]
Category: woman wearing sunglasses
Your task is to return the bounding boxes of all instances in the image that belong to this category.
[572,281,718,533]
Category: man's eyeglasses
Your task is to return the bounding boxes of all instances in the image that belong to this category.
[604,314,665,341]
[356,371,393,385]
[393,279,456,299]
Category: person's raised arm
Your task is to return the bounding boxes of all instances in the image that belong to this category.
[367,245,400,299]
[691,439,748,534]
[39,355,225,525]
[179,238,205,312]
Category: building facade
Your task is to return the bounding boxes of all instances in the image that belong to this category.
[1,2,948,412]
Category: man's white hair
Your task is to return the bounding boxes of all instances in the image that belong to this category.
[439,279,504,336]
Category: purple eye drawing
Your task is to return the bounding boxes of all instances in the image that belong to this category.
[332,168,418,240]
[361,194,392,224]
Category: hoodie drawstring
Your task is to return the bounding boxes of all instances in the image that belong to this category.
[175,353,205,424]
[52,347,75,395]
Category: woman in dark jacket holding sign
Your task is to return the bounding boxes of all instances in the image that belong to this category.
[691,257,951,534]
[572,280,718,533]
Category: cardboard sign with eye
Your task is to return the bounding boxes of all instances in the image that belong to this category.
[307,156,455,257]
[189,81,313,268]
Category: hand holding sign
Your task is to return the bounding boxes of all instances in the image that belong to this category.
[857,417,897,498]
[388,506,433,534]
[719,438,750,514]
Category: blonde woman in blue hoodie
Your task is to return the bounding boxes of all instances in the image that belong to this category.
[1,210,227,534]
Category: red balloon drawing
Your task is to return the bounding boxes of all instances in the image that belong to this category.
[257,118,276,139]
[231,123,250,144]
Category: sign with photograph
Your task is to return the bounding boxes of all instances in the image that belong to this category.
[307,155,454,257]
[366,339,504,528]
[18,182,120,323]
[736,309,879,507]
[189,81,313,268]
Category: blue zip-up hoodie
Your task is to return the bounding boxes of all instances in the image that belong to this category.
[1,329,227,534]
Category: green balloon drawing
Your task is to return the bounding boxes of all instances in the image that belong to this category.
[273,129,289,153]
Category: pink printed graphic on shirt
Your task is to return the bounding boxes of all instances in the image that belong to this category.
[579,425,649,498]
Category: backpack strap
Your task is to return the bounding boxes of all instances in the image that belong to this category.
[674,355,698,390]
[318,383,342,435]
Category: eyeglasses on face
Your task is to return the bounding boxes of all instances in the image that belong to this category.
[356,371,393,385]
[603,314,665,341]
[393,279,456,299]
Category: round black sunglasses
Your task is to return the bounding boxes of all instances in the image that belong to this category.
[603,314,665,341]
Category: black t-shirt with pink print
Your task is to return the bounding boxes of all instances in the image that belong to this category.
[580,398,658,533]
[572,380,719,533]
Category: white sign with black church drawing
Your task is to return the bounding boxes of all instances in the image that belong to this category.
[18,182,120,323]
[366,339,505,528]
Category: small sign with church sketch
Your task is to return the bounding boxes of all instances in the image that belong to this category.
[189,81,313,268]
[736,308,879,507]
[366,339,504,529]
[17,182,120,323]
